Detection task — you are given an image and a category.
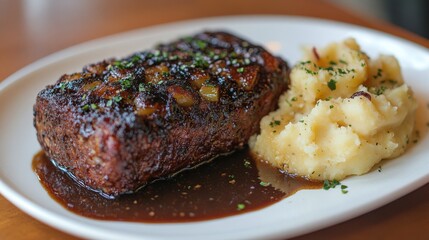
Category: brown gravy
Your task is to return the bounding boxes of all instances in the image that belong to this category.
[32,148,321,223]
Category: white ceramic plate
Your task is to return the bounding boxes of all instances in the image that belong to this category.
[1,15,428,240]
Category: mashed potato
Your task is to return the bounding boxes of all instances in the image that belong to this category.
[249,38,417,181]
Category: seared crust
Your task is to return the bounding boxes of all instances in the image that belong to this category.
[34,31,289,197]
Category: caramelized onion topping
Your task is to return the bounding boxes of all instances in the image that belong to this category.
[168,86,195,107]
[350,91,371,100]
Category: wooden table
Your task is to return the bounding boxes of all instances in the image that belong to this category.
[1,0,428,239]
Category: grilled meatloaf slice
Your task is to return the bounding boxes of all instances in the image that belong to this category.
[34,31,289,198]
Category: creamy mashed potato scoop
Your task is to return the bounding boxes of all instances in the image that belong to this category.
[250,38,417,181]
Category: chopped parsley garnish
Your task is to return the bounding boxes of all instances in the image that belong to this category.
[162,51,168,59]
[243,159,252,169]
[112,96,122,103]
[106,99,113,107]
[130,55,141,63]
[81,104,90,111]
[106,96,122,107]
[341,185,348,194]
[146,52,154,58]
[169,55,178,61]
[120,76,133,90]
[370,86,387,96]
[237,203,246,211]
[339,59,348,65]
[329,60,337,65]
[269,120,281,127]
[327,79,337,90]
[338,68,347,75]
[208,51,215,58]
[80,103,99,111]
[305,68,317,75]
[124,61,134,68]
[195,39,207,49]
[183,36,193,42]
[291,97,297,101]
[329,105,334,109]
[112,60,133,69]
[58,82,67,90]
[237,67,244,73]
[138,83,146,92]
[193,56,209,68]
[112,60,124,68]
[219,51,228,58]
[373,68,383,79]
[322,66,334,71]
[323,180,348,194]
[323,179,340,190]
[260,181,270,187]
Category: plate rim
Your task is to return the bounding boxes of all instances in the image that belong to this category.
[1,14,428,240]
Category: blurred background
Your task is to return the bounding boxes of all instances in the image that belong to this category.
[0,0,428,82]
[330,0,429,38]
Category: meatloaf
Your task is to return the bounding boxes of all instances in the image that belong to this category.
[34,31,289,198]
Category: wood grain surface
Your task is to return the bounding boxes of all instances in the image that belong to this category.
[0,0,428,239]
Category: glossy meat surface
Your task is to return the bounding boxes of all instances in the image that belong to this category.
[34,31,289,197]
